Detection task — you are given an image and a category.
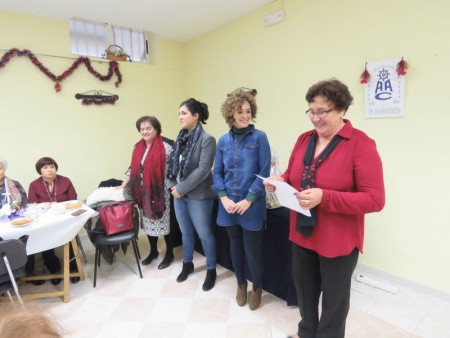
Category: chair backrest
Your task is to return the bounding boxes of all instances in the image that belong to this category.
[0,236,28,285]
[0,239,28,274]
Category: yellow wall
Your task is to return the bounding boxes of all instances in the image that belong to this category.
[2,0,450,295]
[0,11,186,199]
[183,0,450,294]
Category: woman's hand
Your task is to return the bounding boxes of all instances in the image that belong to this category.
[294,188,323,210]
[263,176,285,193]
[220,196,236,214]
[171,186,181,199]
[233,199,252,215]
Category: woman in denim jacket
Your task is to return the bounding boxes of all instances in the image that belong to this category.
[212,88,271,310]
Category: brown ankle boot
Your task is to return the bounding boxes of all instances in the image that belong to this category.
[236,281,248,306]
[248,287,262,310]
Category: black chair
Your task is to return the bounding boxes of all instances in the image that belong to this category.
[0,235,29,303]
[84,206,142,287]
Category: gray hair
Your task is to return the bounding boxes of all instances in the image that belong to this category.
[0,157,7,171]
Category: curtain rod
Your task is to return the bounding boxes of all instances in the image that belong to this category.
[0,48,110,64]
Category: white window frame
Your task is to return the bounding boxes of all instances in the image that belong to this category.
[69,18,153,64]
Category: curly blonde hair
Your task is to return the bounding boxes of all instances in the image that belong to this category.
[221,89,257,127]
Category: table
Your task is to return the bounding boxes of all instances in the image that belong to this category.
[0,203,96,302]
[195,199,298,306]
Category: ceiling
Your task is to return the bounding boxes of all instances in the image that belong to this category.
[1,0,274,42]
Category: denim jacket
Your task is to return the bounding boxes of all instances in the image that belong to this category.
[212,125,271,230]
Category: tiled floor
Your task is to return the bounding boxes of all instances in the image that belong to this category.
[3,231,450,338]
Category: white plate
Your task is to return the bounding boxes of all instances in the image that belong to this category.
[35,202,52,213]
[10,218,34,227]
[61,200,83,211]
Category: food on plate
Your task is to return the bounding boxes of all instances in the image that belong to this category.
[65,201,82,210]
[11,218,33,226]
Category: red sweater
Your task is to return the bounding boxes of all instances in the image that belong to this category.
[28,175,77,203]
[281,120,385,258]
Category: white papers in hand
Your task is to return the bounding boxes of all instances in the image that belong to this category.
[257,175,311,216]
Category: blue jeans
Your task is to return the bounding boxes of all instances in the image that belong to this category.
[173,197,216,269]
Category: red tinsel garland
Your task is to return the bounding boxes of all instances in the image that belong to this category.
[0,48,122,92]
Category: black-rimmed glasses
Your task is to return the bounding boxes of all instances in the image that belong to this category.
[305,108,334,118]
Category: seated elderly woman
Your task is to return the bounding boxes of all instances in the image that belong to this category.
[27,157,79,285]
[0,157,28,213]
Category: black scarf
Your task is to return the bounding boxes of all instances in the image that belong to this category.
[296,133,342,237]
[167,123,202,180]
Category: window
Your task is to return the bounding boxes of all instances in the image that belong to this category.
[69,19,108,58]
[69,18,151,63]
[112,26,148,63]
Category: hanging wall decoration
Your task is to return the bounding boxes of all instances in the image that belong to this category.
[0,48,123,92]
[359,57,409,118]
[75,90,119,105]
[359,62,371,84]
[396,57,409,76]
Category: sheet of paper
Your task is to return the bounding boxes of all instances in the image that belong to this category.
[257,175,311,216]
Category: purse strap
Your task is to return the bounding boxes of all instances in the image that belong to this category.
[99,200,133,209]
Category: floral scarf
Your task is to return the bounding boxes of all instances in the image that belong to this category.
[129,136,166,219]
[167,123,202,180]
[1,177,22,207]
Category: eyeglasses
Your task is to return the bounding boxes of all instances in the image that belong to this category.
[305,108,334,118]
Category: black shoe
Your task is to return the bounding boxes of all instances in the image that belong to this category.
[176,262,194,282]
[142,251,159,266]
[202,269,217,291]
[51,278,62,286]
[27,279,45,286]
[158,254,174,270]
[70,277,80,284]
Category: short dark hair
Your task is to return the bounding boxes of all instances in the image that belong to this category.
[135,115,162,134]
[179,98,209,124]
[305,79,354,112]
[35,157,58,175]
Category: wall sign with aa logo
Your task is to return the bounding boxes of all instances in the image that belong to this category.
[364,58,406,119]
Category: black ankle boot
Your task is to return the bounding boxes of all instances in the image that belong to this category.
[202,268,217,291]
[176,262,194,282]
[142,251,159,266]
[158,253,174,270]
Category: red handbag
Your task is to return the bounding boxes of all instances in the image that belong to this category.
[97,201,134,236]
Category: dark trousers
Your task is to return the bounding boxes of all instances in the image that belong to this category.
[226,225,264,289]
[25,243,78,275]
[292,244,359,338]
[26,249,61,275]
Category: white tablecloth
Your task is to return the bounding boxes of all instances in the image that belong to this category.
[0,204,96,255]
